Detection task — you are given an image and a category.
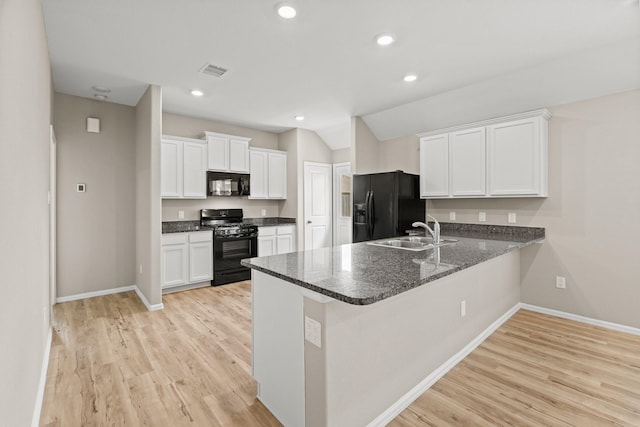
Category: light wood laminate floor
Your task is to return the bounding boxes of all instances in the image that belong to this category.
[41,282,640,426]
[40,281,281,427]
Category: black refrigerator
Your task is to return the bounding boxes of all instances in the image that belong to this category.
[352,170,424,243]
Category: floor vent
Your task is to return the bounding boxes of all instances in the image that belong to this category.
[199,63,228,77]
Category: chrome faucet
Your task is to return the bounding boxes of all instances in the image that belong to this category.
[412,215,440,244]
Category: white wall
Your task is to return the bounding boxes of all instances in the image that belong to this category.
[54,93,136,297]
[0,0,52,424]
[331,147,350,164]
[351,117,379,174]
[278,128,298,219]
[161,112,282,221]
[427,90,640,328]
[135,85,163,308]
[378,135,420,174]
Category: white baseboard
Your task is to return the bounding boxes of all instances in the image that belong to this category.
[56,285,135,303]
[519,303,640,336]
[31,327,52,427]
[134,286,164,311]
[367,303,521,427]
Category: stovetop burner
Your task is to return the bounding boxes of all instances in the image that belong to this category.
[200,208,257,236]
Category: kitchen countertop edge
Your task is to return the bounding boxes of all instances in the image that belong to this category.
[242,225,544,305]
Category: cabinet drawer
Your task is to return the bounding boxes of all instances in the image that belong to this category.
[162,233,188,245]
[189,230,213,243]
[259,226,276,236]
[276,225,294,235]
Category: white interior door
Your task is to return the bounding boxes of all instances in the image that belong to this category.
[49,125,57,308]
[333,162,352,246]
[304,162,332,250]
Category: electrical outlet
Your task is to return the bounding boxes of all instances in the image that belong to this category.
[508,212,517,223]
[449,211,456,221]
[178,210,184,219]
[479,211,486,222]
[556,276,566,289]
[261,209,266,217]
[139,264,143,274]
[304,316,322,348]
[460,300,466,317]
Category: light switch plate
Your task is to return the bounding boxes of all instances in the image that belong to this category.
[178,210,184,219]
[556,276,566,289]
[304,316,322,348]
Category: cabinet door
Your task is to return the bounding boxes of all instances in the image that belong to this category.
[258,235,276,257]
[189,241,213,283]
[161,140,182,198]
[487,118,540,196]
[162,243,188,288]
[268,152,287,199]
[276,235,294,255]
[420,134,449,198]
[229,138,250,172]
[450,127,486,197]
[249,150,268,199]
[207,135,229,171]
[182,142,207,199]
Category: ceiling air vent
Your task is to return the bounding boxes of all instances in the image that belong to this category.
[199,63,228,77]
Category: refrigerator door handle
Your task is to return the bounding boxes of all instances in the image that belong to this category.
[368,191,375,238]
[364,191,371,239]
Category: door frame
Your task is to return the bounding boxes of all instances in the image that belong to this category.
[303,161,333,250]
[332,162,352,246]
[49,125,57,309]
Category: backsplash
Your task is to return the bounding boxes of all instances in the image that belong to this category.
[162,198,282,221]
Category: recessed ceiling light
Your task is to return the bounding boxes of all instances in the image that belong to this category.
[403,74,417,82]
[191,89,204,97]
[276,3,297,19]
[91,86,111,94]
[295,115,305,121]
[94,94,108,101]
[376,33,395,46]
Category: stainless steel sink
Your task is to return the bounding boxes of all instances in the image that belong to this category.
[367,236,458,251]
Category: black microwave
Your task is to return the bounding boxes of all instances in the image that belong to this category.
[207,172,250,196]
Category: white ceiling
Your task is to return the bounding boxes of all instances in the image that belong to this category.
[42,0,640,149]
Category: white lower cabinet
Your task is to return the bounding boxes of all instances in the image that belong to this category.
[258,225,296,256]
[162,231,212,289]
[162,234,188,288]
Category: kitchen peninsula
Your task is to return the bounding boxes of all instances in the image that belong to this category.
[242,223,544,427]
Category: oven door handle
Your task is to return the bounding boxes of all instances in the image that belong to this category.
[217,234,258,240]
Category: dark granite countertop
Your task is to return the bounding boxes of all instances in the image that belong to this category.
[162,217,296,233]
[243,217,296,226]
[242,223,544,306]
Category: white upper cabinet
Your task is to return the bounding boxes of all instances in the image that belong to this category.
[249,148,287,200]
[418,109,550,199]
[487,117,547,197]
[450,127,486,197]
[182,141,207,198]
[249,149,268,198]
[203,131,250,173]
[420,134,449,198]
[161,135,207,199]
[161,139,182,198]
[267,152,287,199]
